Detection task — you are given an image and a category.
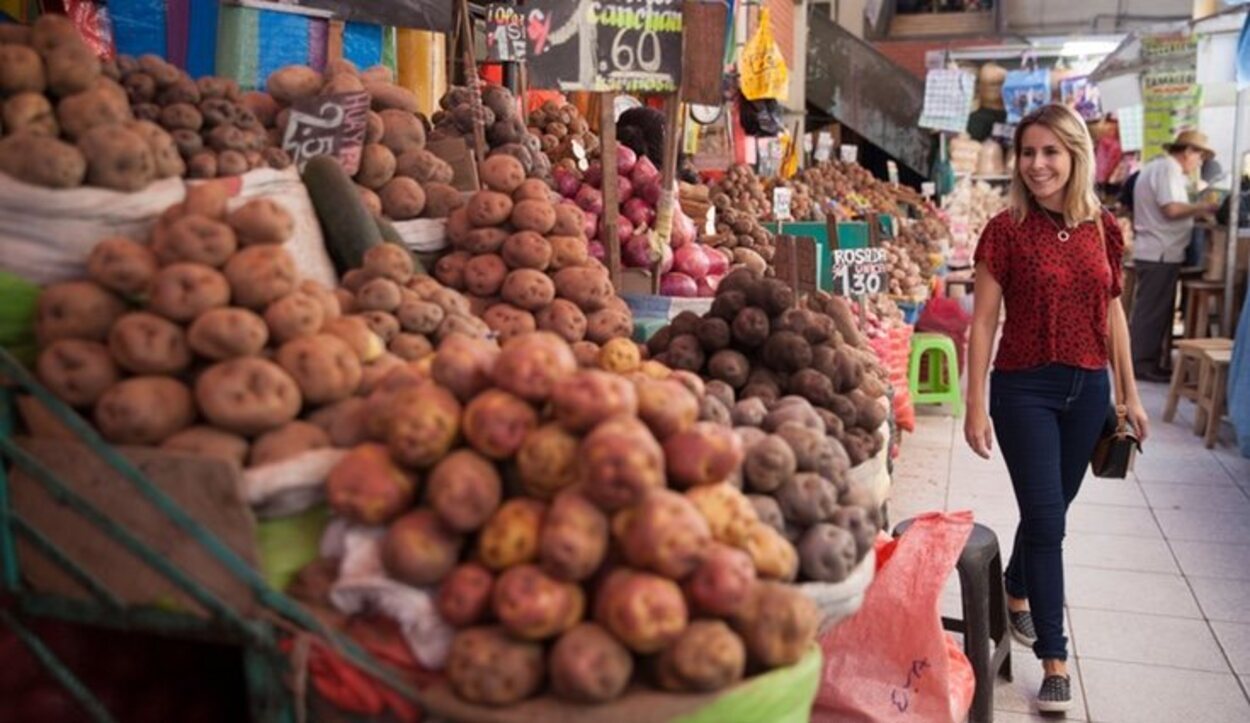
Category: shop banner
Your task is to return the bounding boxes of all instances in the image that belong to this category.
[1002,69,1050,123]
[293,0,452,33]
[919,68,976,134]
[1060,75,1101,120]
[1142,69,1202,161]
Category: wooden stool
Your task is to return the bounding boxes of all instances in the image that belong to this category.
[1194,348,1232,449]
[1182,280,1227,339]
[1164,338,1233,423]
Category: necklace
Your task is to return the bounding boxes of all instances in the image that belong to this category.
[1041,209,1072,242]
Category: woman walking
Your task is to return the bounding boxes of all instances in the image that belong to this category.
[964,104,1149,713]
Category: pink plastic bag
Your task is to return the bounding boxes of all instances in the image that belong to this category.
[813,511,976,723]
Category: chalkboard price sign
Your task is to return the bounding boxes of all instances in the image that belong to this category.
[830,247,888,297]
[485,4,527,62]
[524,0,683,93]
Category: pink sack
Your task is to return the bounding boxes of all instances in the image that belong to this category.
[813,511,976,723]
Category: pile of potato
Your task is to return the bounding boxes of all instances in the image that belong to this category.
[942,177,1007,250]
[527,99,599,173]
[431,83,551,179]
[0,15,184,191]
[324,330,821,705]
[432,154,634,352]
[882,241,929,298]
[700,204,777,277]
[710,164,771,219]
[258,61,465,222]
[31,184,485,468]
[110,54,289,180]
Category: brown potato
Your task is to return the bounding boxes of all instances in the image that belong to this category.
[107,311,191,375]
[306,397,370,448]
[534,298,587,344]
[238,90,279,126]
[584,309,633,345]
[323,72,365,96]
[266,65,323,105]
[551,369,638,433]
[355,143,396,190]
[385,382,461,468]
[217,149,248,176]
[3,92,57,136]
[499,269,555,312]
[275,334,363,405]
[0,45,45,95]
[460,227,509,255]
[480,154,526,193]
[553,266,614,312]
[77,124,155,191]
[126,119,184,178]
[161,426,249,466]
[356,278,402,313]
[426,448,502,533]
[95,376,195,445]
[549,622,632,703]
[551,205,586,238]
[462,389,538,460]
[297,279,342,321]
[481,303,536,344]
[378,176,426,220]
[515,423,580,500]
[31,14,82,55]
[490,331,577,403]
[512,178,553,203]
[365,82,418,113]
[379,108,425,155]
[623,488,713,579]
[362,244,415,284]
[36,339,120,408]
[382,508,462,586]
[195,358,302,435]
[264,292,325,343]
[159,102,202,131]
[35,281,126,346]
[358,310,400,343]
[187,307,268,360]
[155,214,237,267]
[357,185,382,216]
[57,84,132,141]
[732,581,819,667]
[465,190,513,227]
[86,237,158,297]
[186,151,217,179]
[228,198,294,247]
[493,564,584,641]
[501,231,552,271]
[147,263,231,322]
[322,315,386,363]
[389,333,434,361]
[222,245,297,310]
[0,132,85,188]
[594,569,688,654]
[395,148,453,184]
[421,182,463,219]
[579,416,665,512]
[655,621,746,693]
[437,563,494,628]
[477,498,547,571]
[446,627,544,706]
[44,40,99,97]
[358,352,406,395]
[249,421,330,466]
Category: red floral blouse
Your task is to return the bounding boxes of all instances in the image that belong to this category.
[974,208,1124,371]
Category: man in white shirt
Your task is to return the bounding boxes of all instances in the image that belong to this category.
[1129,130,1220,381]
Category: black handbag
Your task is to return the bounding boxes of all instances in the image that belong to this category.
[1090,214,1142,479]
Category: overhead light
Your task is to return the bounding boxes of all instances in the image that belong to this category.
[1059,40,1120,57]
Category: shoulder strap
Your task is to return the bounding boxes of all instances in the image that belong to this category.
[1095,209,1129,429]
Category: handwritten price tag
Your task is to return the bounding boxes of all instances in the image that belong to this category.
[485,4,527,62]
[772,187,793,221]
[282,91,370,174]
[830,247,888,297]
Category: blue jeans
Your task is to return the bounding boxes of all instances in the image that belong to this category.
[990,364,1110,661]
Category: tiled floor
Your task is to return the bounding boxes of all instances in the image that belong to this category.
[890,380,1250,722]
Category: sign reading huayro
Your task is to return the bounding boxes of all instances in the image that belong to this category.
[830,247,888,296]
[524,0,683,93]
[282,91,370,174]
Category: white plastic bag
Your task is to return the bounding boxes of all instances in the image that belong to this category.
[0,168,337,288]
[243,448,346,518]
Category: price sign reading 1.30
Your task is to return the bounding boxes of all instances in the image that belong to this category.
[830,247,888,297]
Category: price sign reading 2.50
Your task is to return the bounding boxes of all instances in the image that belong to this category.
[830,247,888,297]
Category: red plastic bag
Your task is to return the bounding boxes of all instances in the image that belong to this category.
[813,511,976,723]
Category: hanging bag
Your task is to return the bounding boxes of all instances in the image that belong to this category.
[739,8,789,101]
[1090,214,1142,478]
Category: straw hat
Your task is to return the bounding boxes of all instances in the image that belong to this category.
[1163,130,1215,160]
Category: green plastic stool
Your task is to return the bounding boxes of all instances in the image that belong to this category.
[909,332,965,417]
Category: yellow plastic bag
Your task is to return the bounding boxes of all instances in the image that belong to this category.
[739,8,789,101]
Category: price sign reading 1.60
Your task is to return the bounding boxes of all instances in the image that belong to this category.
[830,247,888,297]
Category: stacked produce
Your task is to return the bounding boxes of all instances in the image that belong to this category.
[942,177,1007,253]
[31,185,485,467]
[0,15,186,190]
[432,154,634,348]
[431,83,551,179]
[325,330,821,705]
[109,54,289,180]
[711,164,772,219]
[527,99,599,173]
[882,241,929,298]
[850,295,907,341]
[701,204,776,279]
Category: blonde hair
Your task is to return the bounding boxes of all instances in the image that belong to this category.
[1008,103,1102,227]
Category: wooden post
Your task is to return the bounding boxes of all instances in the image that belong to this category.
[458,0,489,168]
[652,94,686,294]
[600,92,622,289]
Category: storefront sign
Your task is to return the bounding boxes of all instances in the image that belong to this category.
[282,91,370,174]
[485,4,526,62]
[523,0,683,93]
[830,247,888,296]
[1142,69,1201,162]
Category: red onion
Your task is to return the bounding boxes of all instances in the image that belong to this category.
[638,180,663,207]
[553,168,581,198]
[673,244,710,280]
[697,273,724,297]
[631,155,660,187]
[575,185,604,216]
[616,144,638,176]
[622,234,654,268]
[660,272,698,297]
[597,213,634,246]
[705,247,729,276]
[671,208,696,248]
[583,162,603,189]
[622,197,656,230]
[588,241,606,262]
[617,175,634,203]
[657,240,674,274]
[581,210,598,240]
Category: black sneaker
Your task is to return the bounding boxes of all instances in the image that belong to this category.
[1008,609,1038,647]
[1037,674,1072,714]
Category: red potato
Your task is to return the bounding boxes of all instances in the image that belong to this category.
[490,331,577,403]
[431,333,500,402]
[436,563,494,628]
[222,245,297,310]
[86,236,158,296]
[492,564,585,640]
[275,334,363,405]
[633,377,699,441]
[152,214,237,267]
[382,508,463,587]
[539,489,609,582]
[663,422,746,488]
[462,388,538,460]
[477,498,547,571]
[147,263,231,322]
[264,291,325,343]
[385,382,461,468]
[446,627,544,706]
[515,423,580,500]
[249,421,329,466]
[579,416,665,512]
[549,623,633,704]
[685,543,758,617]
[362,244,415,284]
[227,198,294,246]
[594,569,688,654]
[426,449,502,533]
[500,269,556,312]
[534,298,587,344]
[654,620,747,693]
[550,369,638,433]
[325,442,417,525]
[621,489,712,579]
